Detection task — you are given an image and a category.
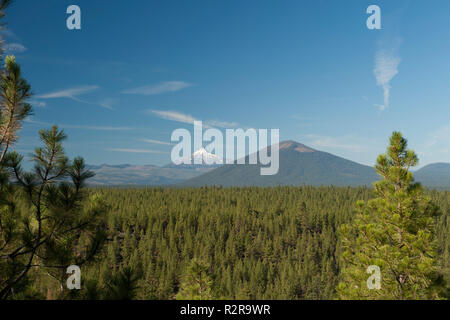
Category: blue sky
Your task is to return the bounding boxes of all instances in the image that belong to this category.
[4,0,450,167]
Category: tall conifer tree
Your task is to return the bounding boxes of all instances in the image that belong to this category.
[337,132,443,299]
[176,259,214,300]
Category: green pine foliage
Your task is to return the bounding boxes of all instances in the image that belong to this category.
[74,185,449,300]
[0,126,108,299]
[0,55,33,162]
[176,259,214,300]
[337,132,445,299]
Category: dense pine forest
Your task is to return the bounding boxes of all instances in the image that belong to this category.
[29,186,447,300]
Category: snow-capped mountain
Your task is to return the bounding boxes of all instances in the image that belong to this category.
[191,147,223,165]
[164,148,224,169]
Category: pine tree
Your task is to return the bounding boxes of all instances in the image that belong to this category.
[0,126,107,299]
[337,132,443,299]
[0,1,32,163]
[0,0,13,62]
[0,55,33,162]
[104,267,140,300]
[176,259,214,300]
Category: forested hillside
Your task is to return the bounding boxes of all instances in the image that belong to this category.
[41,186,448,300]
[415,163,450,189]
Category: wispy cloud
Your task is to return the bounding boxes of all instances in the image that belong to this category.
[25,118,132,131]
[28,100,47,107]
[149,110,197,125]
[37,87,115,111]
[140,138,173,146]
[0,27,22,42]
[424,125,450,152]
[5,43,27,53]
[148,109,239,128]
[300,134,385,166]
[373,49,401,111]
[416,125,450,166]
[1,28,27,53]
[304,134,371,153]
[206,120,239,128]
[1,28,19,40]
[61,124,132,131]
[106,148,168,154]
[99,98,115,110]
[36,85,99,103]
[291,114,312,121]
[122,81,192,95]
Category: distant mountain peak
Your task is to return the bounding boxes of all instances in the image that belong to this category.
[192,147,208,156]
[278,140,316,153]
[419,162,450,169]
[192,147,223,164]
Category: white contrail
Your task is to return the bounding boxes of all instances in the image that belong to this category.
[123,81,192,95]
[374,50,401,111]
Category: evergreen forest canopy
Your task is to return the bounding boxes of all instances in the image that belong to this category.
[17,186,450,300]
